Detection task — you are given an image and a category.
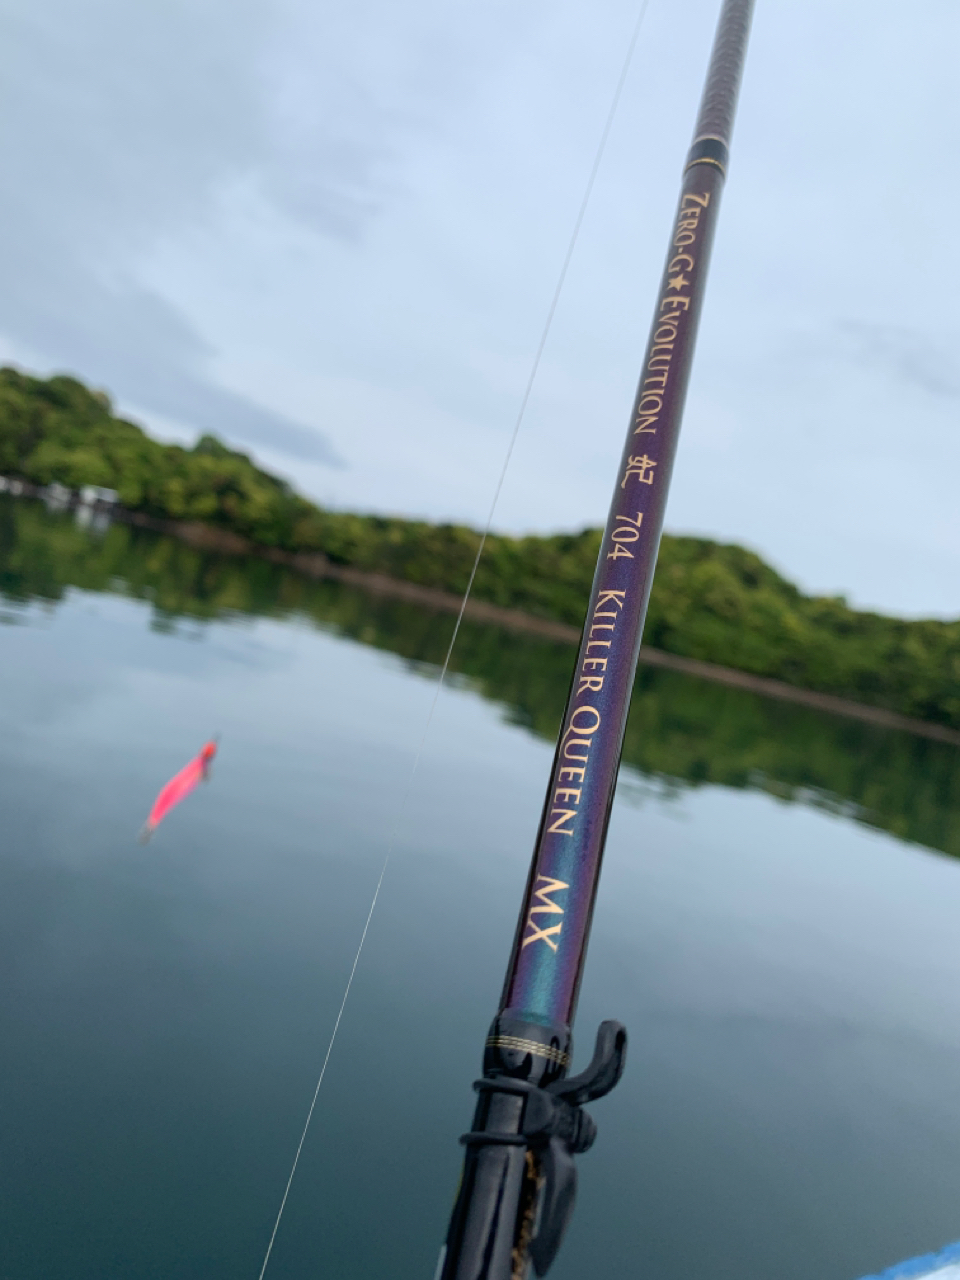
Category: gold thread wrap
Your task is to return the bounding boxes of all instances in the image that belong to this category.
[485,1036,571,1067]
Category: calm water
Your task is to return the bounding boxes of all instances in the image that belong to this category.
[3,497,960,1280]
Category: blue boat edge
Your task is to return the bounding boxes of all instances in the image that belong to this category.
[860,1241,960,1279]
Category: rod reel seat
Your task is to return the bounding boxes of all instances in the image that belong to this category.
[460,1020,627,1276]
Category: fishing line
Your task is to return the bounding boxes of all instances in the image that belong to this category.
[256,5,650,1273]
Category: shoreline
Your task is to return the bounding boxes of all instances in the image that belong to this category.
[113,504,960,749]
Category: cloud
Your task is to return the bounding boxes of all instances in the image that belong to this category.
[0,246,341,464]
[0,0,389,461]
[0,0,524,460]
[841,321,960,401]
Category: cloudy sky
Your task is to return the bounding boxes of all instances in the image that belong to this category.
[2,0,958,616]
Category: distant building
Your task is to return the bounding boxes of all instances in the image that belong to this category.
[79,485,119,506]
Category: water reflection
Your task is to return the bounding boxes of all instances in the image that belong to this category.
[5,494,960,1280]
[2,493,959,860]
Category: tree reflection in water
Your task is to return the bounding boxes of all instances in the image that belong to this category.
[3,494,959,860]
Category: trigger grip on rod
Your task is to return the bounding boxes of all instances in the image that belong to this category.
[460,1020,627,1276]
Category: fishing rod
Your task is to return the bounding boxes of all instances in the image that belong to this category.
[436,2,756,1276]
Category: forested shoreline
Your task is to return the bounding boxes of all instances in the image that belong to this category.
[3,498,959,859]
[2,364,959,731]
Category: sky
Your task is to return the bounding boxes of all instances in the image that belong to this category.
[1,0,958,617]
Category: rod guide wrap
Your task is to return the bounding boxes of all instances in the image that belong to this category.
[685,135,730,175]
